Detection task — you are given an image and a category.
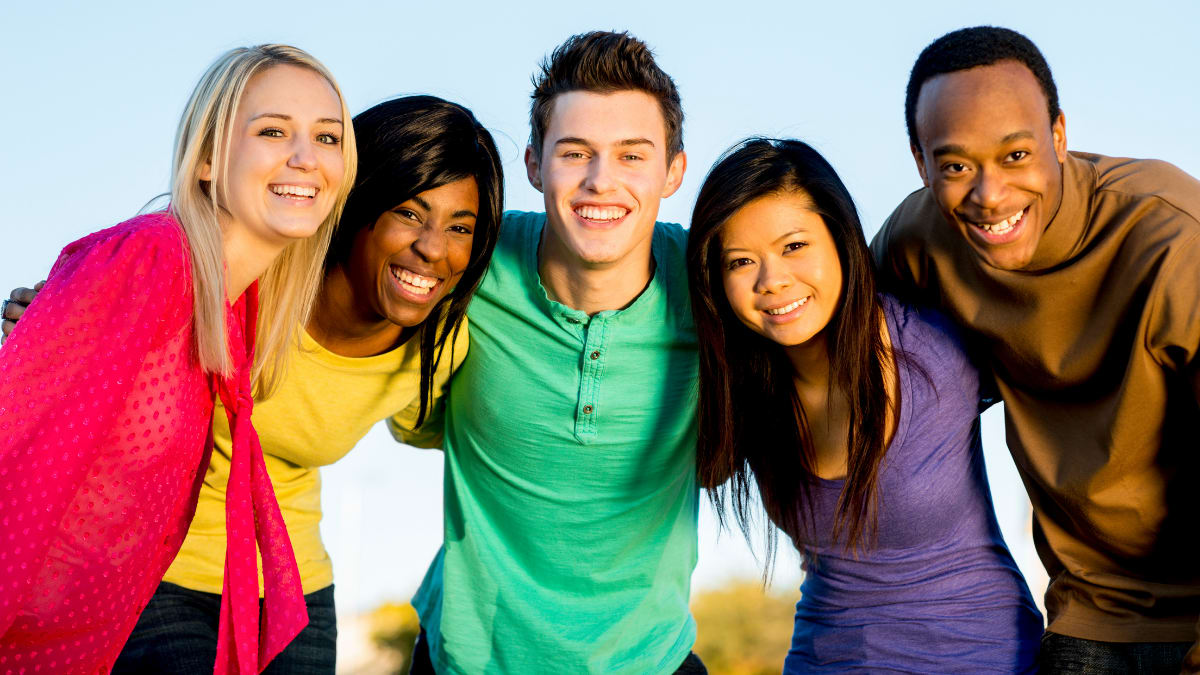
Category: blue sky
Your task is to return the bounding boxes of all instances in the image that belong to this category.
[3,1,1198,614]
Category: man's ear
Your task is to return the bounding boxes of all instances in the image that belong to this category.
[661,150,687,198]
[524,145,543,192]
[1052,110,1068,163]
[911,144,929,187]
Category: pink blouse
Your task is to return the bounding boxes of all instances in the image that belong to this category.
[0,213,306,674]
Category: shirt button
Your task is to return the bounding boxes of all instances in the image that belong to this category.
[590,350,600,360]
[566,317,581,324]
[582,405,593,414]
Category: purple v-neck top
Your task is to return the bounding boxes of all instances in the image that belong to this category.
[784,296,1042,673]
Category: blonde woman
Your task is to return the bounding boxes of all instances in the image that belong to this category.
[0,44,356,674]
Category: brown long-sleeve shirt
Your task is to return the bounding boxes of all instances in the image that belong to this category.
[872,151,1200,651]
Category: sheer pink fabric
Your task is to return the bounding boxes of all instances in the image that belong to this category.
[0,213,306,674]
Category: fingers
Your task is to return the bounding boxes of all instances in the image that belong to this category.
[2,282,44,341]
[4,298,27,322]
[10,285,42,305]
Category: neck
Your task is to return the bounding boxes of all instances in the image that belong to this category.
[786,332,832,395]
[307,264,409,357]
[538,227,655,315]
[222,224,286,302]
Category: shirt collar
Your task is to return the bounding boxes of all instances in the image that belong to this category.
[1026,151,1096,271]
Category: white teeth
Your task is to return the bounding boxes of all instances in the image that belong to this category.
[974,208,1025,235]
[391,266,438,295]
[765,297,808,315]
[575,205,628,221]
[270,184,317,198]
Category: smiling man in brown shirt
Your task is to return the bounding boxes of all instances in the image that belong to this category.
[872,26,1200,673]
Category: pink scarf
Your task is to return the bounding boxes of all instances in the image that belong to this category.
[213,283,309,674]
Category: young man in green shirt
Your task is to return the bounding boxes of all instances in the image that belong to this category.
[398,31,706,674]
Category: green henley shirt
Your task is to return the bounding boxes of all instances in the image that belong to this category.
[407,211,700,674]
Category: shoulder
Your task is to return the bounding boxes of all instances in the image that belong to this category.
[871,188,949,282]
[652,220,688,262]
[52,212,188,282]
[653,220,687,246]
[499,211,545,243]
[871,189,951,299]
[476,211,545,297]
[493,211,543,268]
[885,294,971,368]
[447,315,470,371]
[1079,151,1200,228]
[874,188,944,254]
[652,221,693,321]
[652,220,688,282]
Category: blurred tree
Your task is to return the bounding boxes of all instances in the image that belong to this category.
[691,581,798,675]
[368,601,420,674]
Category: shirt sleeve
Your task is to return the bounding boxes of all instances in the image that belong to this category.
[1145,232,1200,380]
[387,318,470,450]
[0,221,190,632]
[1143,233,1200,671]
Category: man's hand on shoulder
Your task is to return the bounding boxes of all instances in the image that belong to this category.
[1,282,44,342]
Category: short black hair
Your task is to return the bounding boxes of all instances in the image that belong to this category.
[529,30,684,161]
[905,26,1060,149]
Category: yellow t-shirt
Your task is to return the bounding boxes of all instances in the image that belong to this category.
[163,322,468,594]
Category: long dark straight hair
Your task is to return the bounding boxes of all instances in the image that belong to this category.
[327,95,504,426]
[686,138,893,559]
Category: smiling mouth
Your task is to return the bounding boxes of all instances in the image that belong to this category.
[270,184,318,200]
[764,297,808,316]
[966,206,1027,236]
[574,205,629,223]
[390,265,439,296]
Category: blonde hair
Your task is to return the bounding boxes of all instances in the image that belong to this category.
[170,44,357,398]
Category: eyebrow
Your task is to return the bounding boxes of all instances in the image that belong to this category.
[250,112,343,125]
[412,195,478,219]
[721,228,806,254]
[554,137,656,148]
[931,130,1035,158]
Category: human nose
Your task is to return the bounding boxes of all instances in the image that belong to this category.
[411,225,448,262]
[968,166,1007,211]
[754,257,791,295]
[287,136,319,172]
[582,156,617,194]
